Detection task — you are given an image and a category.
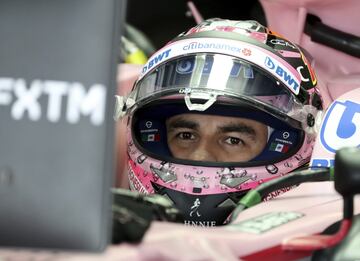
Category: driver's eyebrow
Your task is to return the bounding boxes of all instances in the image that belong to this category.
[218,123,256,139]
[167,118,199,130]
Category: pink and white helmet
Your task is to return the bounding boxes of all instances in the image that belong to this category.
[115,19,323,226]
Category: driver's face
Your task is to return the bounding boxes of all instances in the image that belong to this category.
[166,114,268,162]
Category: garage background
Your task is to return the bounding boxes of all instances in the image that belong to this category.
[126,0,266,49]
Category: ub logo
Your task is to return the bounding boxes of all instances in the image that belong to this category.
[320,100,360,153]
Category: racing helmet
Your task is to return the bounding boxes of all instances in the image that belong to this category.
[115,19,323,226]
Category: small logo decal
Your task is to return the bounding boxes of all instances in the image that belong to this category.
[283,132,290,139]
[266,164,278,174]
[190,198,201,217]
[269,142,289,153]
[242,48,252,56]
[145,121,152,128]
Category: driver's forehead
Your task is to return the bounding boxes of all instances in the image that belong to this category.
[166,113,266,132]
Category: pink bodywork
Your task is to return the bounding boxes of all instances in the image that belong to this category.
[2,183,360,260]
[1,0,360,260]
[261,0,360,106]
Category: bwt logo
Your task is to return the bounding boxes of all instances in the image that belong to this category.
[0,77,106,125]
[320,100,360,153]
[142,49,171,74]
[264,57,299,95]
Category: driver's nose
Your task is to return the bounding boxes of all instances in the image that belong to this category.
[189,141,217,162]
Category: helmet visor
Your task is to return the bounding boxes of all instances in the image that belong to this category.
[131,53,300,114]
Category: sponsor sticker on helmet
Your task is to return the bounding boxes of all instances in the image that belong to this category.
[139,38,301,95]
[189,198,201,217]
[142,49,172,74]
[128,166,148,194]
[264,57,300,95]
[269,39,296,49]
[139,120,161,142]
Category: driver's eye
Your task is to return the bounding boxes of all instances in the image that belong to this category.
[230,137,241,144]
[224,137,243,145]
[178,132,194,140]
